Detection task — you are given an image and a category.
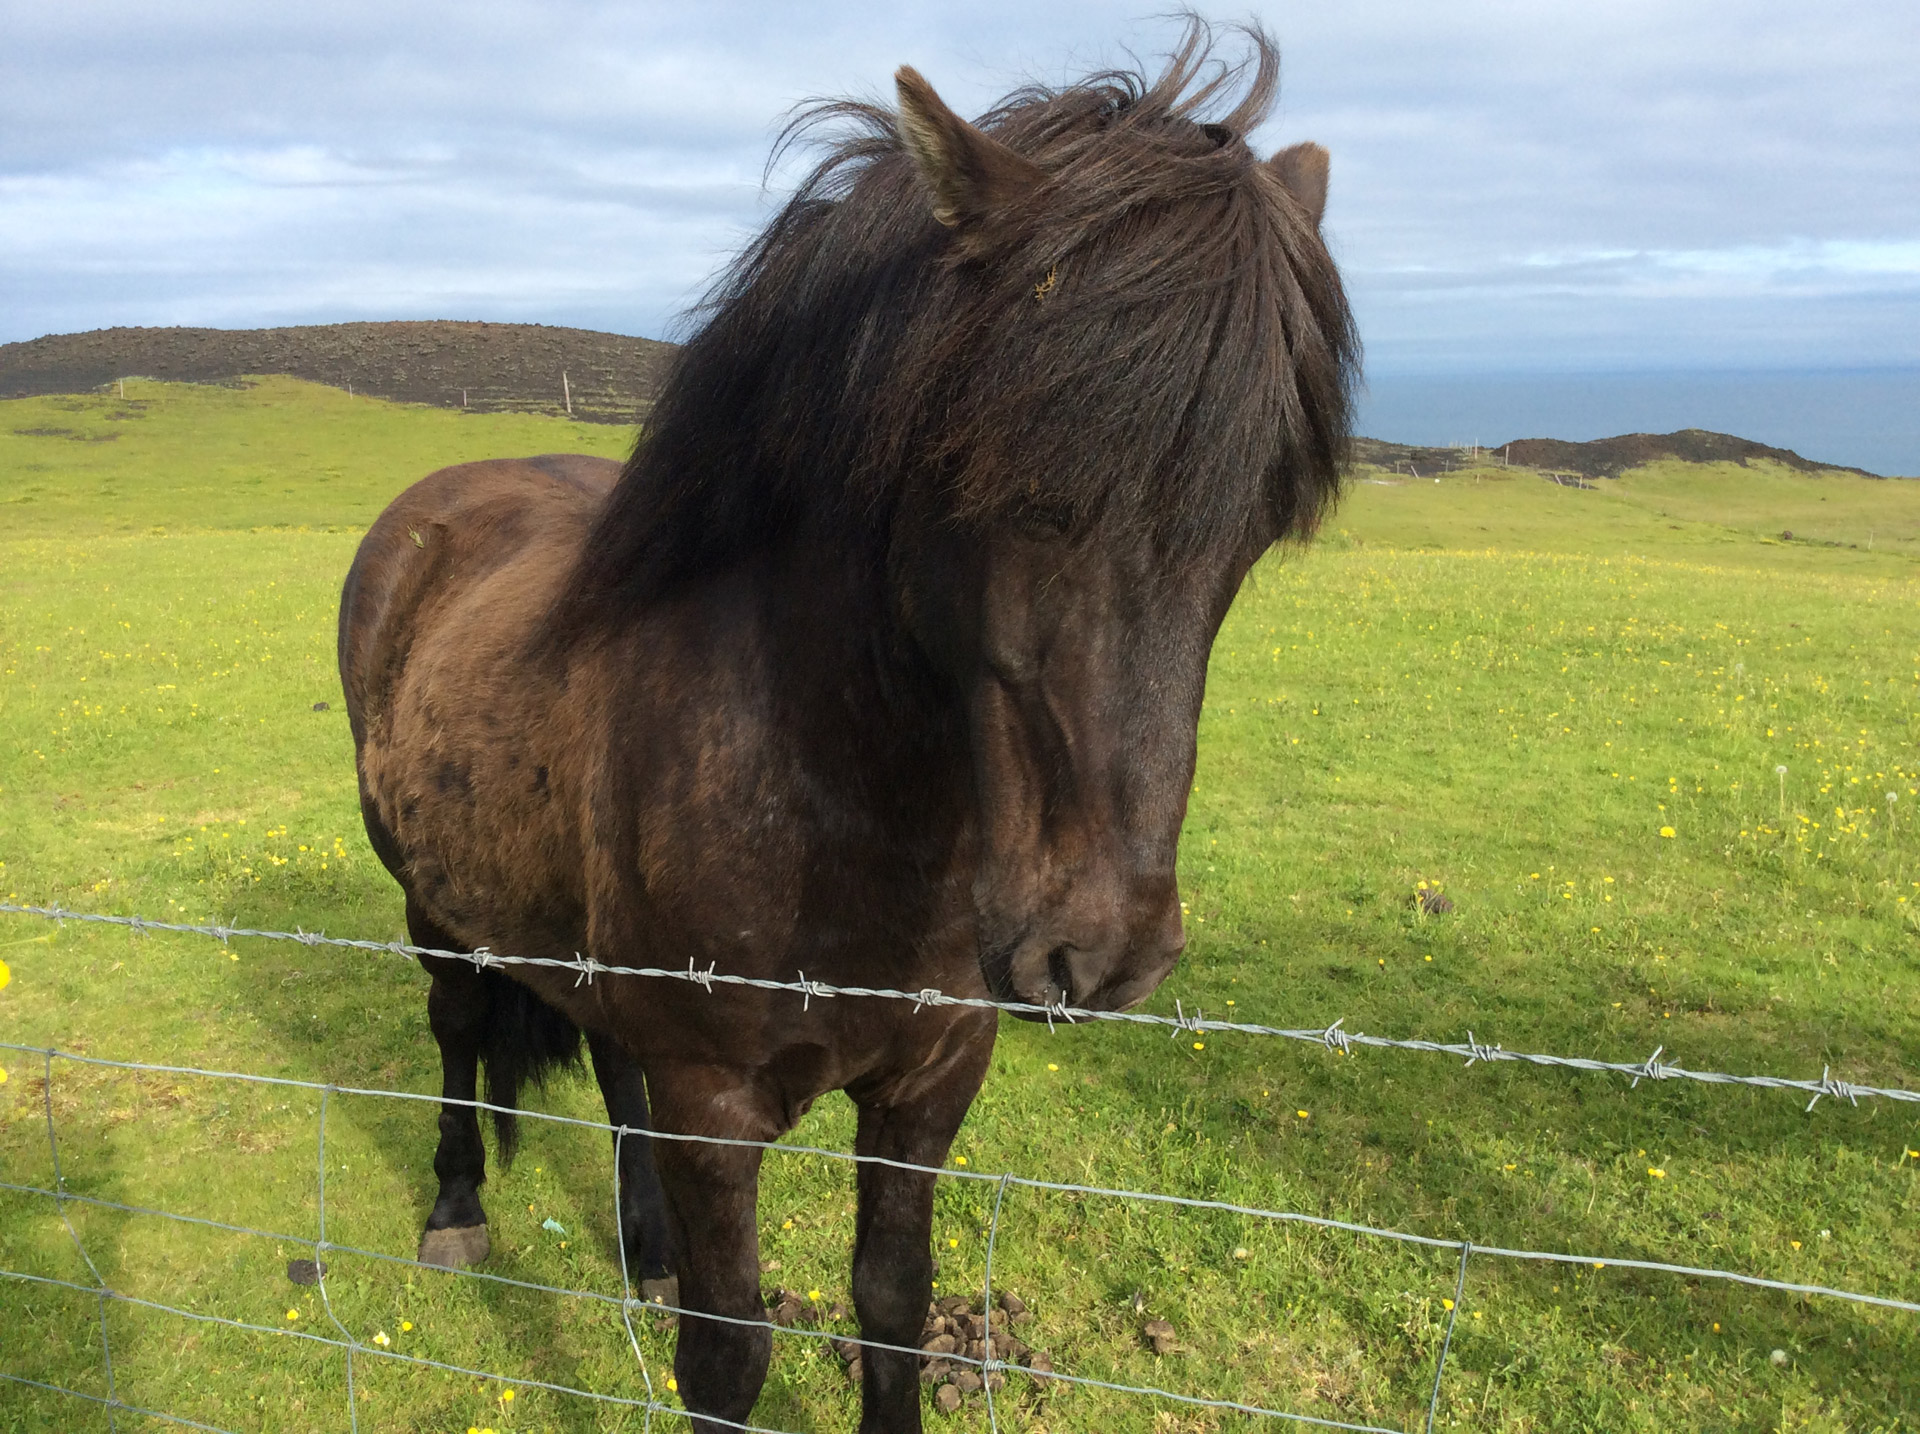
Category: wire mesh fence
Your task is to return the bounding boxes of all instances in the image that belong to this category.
[3,903,1918,1432]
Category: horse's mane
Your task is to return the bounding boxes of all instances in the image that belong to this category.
[554,18,1358,629]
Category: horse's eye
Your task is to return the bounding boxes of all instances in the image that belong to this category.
[1201,123,1233,148]
[1014,502,1074,540]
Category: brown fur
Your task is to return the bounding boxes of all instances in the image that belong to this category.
[340,22,1356,1432]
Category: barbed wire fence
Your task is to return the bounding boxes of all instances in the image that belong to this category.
[2,902,1918,1434]
[8,903,1917,1112]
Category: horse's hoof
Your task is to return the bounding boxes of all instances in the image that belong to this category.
[418,1224,490,1269]
[639,1274,680,1309]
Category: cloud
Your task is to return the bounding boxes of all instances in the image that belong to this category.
[3,1,1916,369]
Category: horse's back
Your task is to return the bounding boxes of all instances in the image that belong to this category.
[339,454,618,743]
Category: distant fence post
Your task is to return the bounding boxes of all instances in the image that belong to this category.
[563,371,573,417]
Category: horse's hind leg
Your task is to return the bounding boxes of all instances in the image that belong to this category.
[409,896,494,1269]
[584,1030,678,1306]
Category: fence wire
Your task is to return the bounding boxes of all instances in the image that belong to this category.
[4,901,1916,1112]
[3,1039,1917,1434]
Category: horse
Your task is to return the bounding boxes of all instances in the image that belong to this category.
[338,20,1356,1431]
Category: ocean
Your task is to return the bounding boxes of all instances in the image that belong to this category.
[1355,369,1920,478]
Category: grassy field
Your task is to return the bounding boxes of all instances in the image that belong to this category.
[1,379,1917,1434]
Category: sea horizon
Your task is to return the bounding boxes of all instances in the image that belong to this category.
[1357,367,1920,479]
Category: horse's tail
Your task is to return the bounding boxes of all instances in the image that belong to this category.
[478,970,583,1165]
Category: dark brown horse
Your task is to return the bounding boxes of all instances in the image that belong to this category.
[339,22,1356,1432]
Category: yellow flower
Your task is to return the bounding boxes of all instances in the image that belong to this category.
[372,1330,390,1347]
[666,1377,679,1393]
[1659,826,1675,838]
[781,1219,793,1230]
[948,1238,959,1248]
[501,1389,514,1402]
[0,1068,7,1086]
[1296,1110,1309,1119]
[808,1289,821,1302]
[1441,1298,1454,1310]
[1647,1168,1665,1179]
[1192,1041,1205,1051]
[954,1156,967,1166]
[286,1308,300,1321]
[1046,1063,1059,1072]
[400,1320,412,1332]
[0,959,10,989]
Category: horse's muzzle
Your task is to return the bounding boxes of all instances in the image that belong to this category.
[979,902,1186,1020]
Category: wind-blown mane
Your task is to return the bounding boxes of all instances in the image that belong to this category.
[556,20,1358,629]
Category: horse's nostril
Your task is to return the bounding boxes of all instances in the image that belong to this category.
[1046,944,1075,1005]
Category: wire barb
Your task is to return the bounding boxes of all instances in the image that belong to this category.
[1462,1031,1501,1067]
[1806,1065,1860,1112]
[1629,1046,1669,1088]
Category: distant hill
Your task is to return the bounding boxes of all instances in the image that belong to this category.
[0,321,675,424]
[1353,429,1880,480]
[1500,429,1880,480]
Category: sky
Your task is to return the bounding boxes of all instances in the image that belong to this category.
[4,3,1918,438]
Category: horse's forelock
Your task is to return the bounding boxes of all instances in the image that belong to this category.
[556,19,1356,627]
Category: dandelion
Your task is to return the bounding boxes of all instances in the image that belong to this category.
[286,1308,300,1321]
[1192,1041,1205,1051]
[781,1219,794,1230]
[400,1320,412,1332]
[667,1377,679,1393]
[1232,1247,1249,1259]
[1296,1110,1309,1119]
[1648,1168,1665,1179]
[0,959,10,990]
[954,1155,967,1166]
[1441,1298,1454,1310]
[501,1390,515,1403]
[1777,763,1789,813]
[1659,826,1675,838]
[948,1238,959,1248]
[808,1289,821,1302]
[1047,1063,1059,1072]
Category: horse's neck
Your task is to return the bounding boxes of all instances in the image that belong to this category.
[725,527,971,844]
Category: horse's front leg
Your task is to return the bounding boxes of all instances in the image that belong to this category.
[647,1083,774,1432]
[850,1021,996,1434]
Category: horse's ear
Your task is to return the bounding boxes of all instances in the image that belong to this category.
[1269,142,1330,227]
[895,65,1044,227]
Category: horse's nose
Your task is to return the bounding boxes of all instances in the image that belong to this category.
[1000,880,1184,1012]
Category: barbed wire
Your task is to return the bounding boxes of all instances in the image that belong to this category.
[4,1036,1918,1432]
[5,901,1916,1112]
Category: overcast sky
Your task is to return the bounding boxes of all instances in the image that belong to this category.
[4,2,1917,377]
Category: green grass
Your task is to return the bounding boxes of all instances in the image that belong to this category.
[2,380,1917,1433]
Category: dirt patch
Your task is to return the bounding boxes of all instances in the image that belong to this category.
[0,321,677,425]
